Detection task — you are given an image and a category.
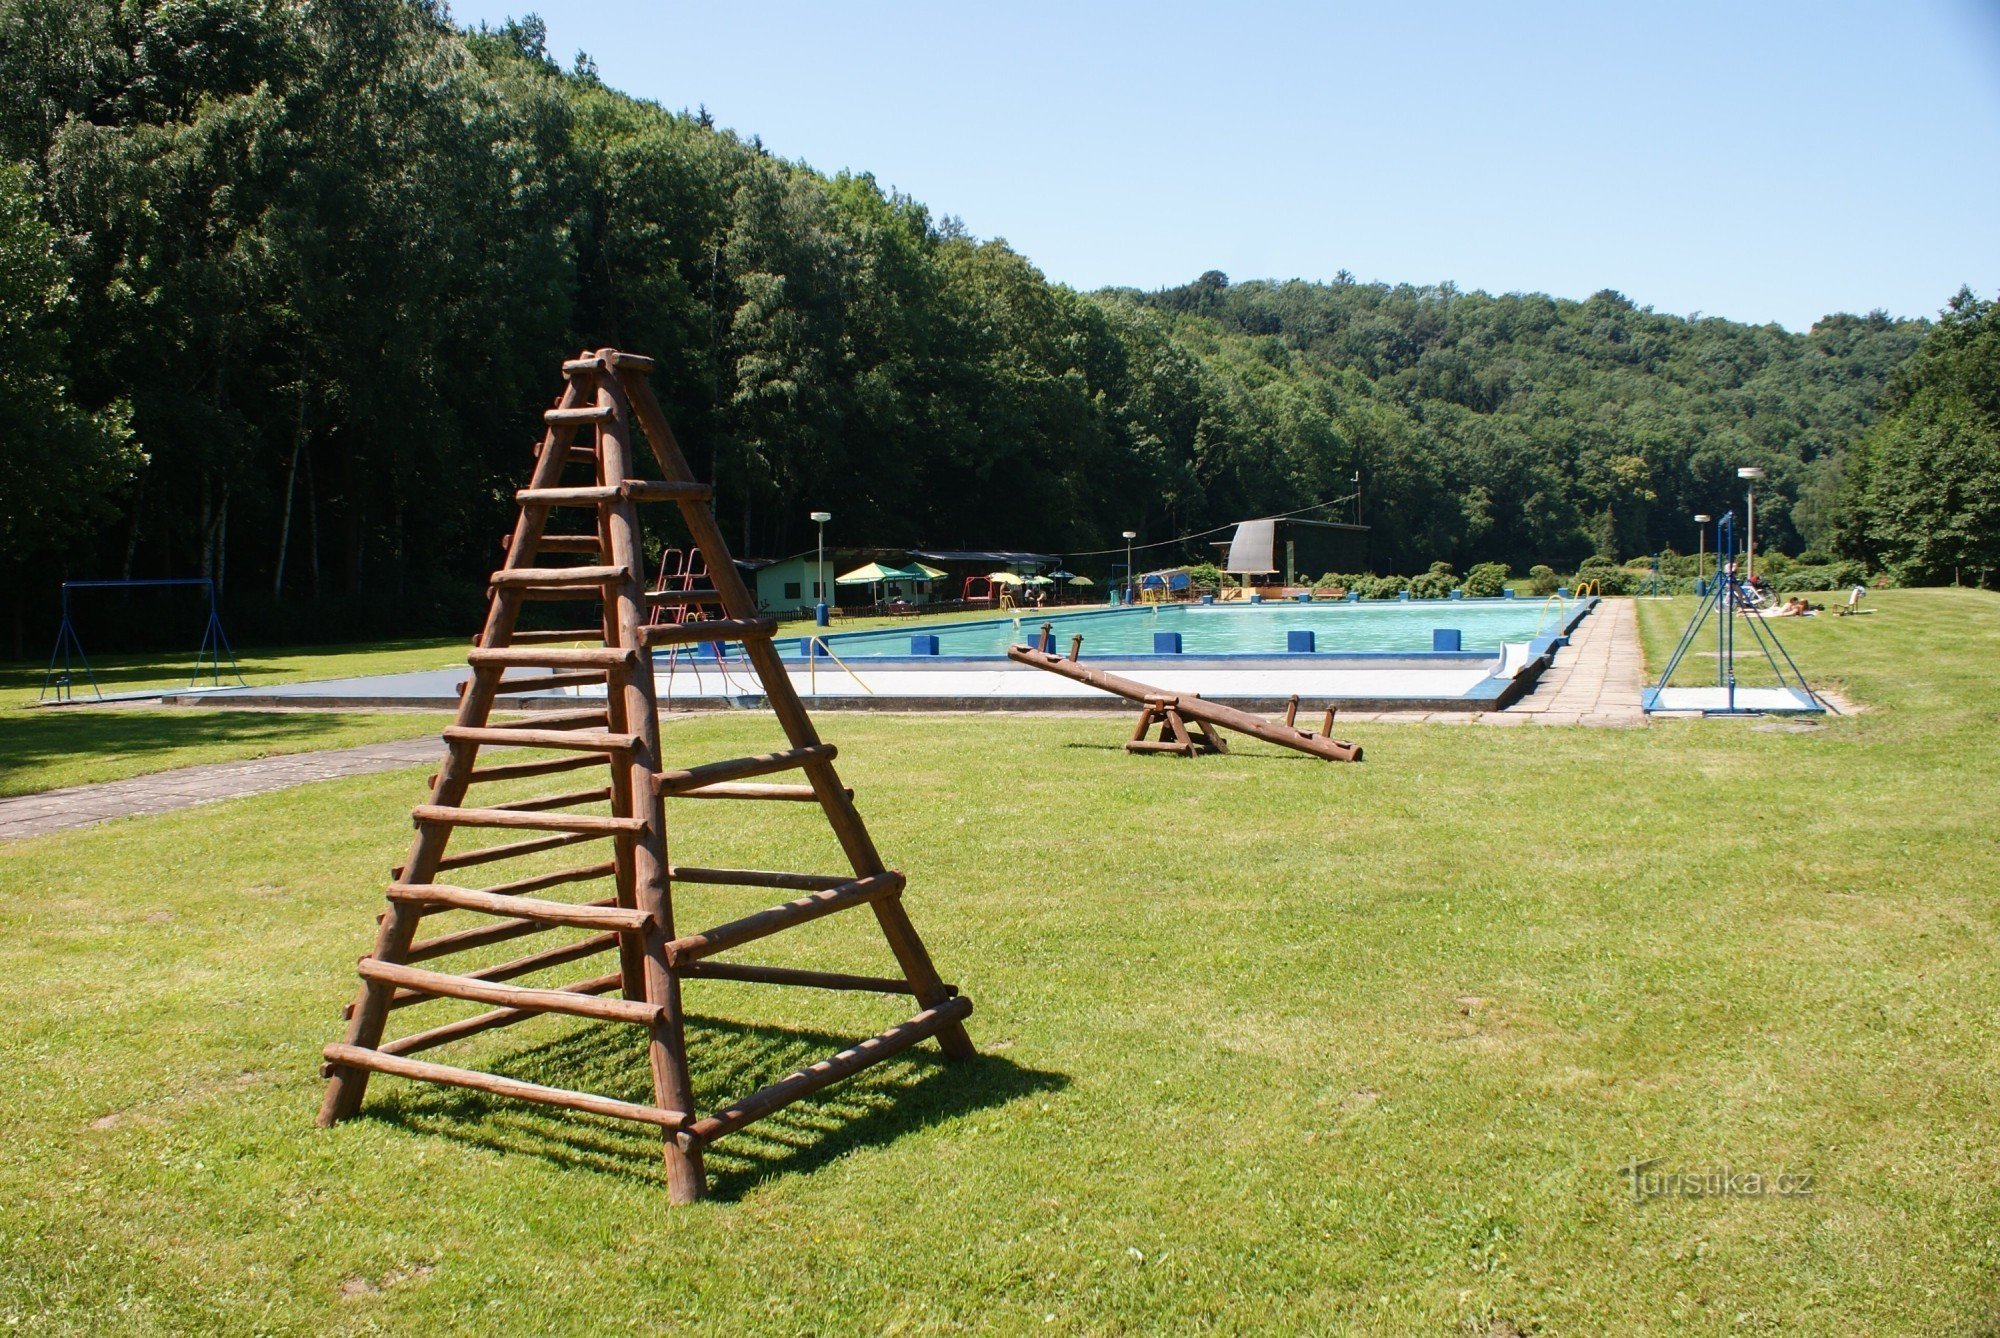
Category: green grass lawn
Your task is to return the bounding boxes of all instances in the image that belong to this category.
[0,641,467,797]
[3,591,1998,1331]
[0,608,1072,798]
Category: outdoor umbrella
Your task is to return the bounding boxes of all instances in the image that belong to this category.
[987,571,1024,586]
[1066,575,1094,586]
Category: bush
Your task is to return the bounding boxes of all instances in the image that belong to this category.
[1570,566,1635,595]
[1579,553,1619,572]
[1771,560,1867,594]
[1185,562,1224,591]
[1462,561,1510,598]
[1408,570,1455,599]
[1528,564,1558,596]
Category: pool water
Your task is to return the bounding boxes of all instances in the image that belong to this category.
[788,600,1569,659]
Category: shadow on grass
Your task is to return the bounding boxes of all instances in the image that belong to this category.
[0,709,405,795]
[355,1013,1065,1200]
[1059,739,1323,762]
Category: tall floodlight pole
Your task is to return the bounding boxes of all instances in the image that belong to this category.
[1736,468,1765,585]
[810,510,832,627]
[1122,530,1137,605]
[1694,514,1711,588]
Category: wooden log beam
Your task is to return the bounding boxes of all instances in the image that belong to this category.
[1005,645,1363,762]
[405,896,618,961]
[667,866,852,892]
[664,872,905,966]
[688,996,975,1144]
[386,884,651,933]
[653,744,835,796]
[385,932,621,1009]
[324,1042,686,1129]
[357,959,663,1025]
[411,804,644,835]
[442,726,636,752]
[640,616,777,648]
[677,960,928,995]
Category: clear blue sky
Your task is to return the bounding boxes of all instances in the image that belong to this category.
[452,0,1999,331]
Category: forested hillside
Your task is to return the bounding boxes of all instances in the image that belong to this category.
[0,0,1955,646]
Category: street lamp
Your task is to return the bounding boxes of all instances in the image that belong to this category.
[1121,531,1137,605]
[1694,514,1711,588]
[809,510,832,626]
[1736,468,1765,585]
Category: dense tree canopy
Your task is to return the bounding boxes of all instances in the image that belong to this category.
[0,0,1978,647]
[1833,289,2000,585]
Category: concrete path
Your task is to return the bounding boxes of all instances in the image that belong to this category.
[1500,597,1648,726]
[0,736,443,842]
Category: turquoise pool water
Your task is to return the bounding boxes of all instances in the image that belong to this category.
[787,600,1570,659]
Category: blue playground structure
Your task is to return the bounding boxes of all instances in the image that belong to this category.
[1643,513,1828,716]
[41,578,246,702]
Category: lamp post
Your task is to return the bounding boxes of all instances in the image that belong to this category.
[1694,514,1711,589]
[1121,530,1137,605]
[810,510,832,626]
[1736,468,1765,585]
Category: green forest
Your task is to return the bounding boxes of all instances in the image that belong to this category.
[2,0,1994,647]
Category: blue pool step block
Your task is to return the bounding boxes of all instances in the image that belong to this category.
[911,634,940,655]
[1287,629,1316,653]
[1153,631,1183,654]
[1433,628,1462,652]
[1503,589,1517,599]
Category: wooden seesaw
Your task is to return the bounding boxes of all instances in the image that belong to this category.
[1006,634,1363,762]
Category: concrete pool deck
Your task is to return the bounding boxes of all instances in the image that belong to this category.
[150,600,1603,715]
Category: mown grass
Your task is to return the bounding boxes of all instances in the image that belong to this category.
[0,641,467,797]
[1,591,1997,1332]
[0,609,1076,798]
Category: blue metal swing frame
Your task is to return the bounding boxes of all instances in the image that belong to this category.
[40,578,246,702]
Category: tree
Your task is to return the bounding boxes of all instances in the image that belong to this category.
[1837,289,2000,584]
[0,162,141,648]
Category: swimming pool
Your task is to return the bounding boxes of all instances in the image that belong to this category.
[783,598,1577,660]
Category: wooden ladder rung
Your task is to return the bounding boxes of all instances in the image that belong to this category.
[470,647,634,669]
[533,535,604,556]
[357,959,661,1025]
[678,961,924,995]
[486,787,612,813]
[489,565,630,588]
[516,482,710,507]
[386,933,621,1009]
[668,866,852,892]
[645,589,725,607]
[674,782,831,802]
[459,753,605,786]
[324,1042,686,1128]
[410,830,603,877]
[655,744,835,797]
[377,972,623,1055]
[544,405,613,423]
[498,629,606,645]
[689,996,974,1143]
[477,671,607,696]
[407,896,618,960]
[483,708,607,730]
[642,616,777,648]
[663,872,905,966]
[387,884,651,932]
[411,804,643,835]
[443,725,636,752]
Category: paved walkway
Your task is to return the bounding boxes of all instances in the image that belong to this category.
[1500,597,1648,726]
[0,737,444,842]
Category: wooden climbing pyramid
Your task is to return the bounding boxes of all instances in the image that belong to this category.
[318,348,973,1202]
